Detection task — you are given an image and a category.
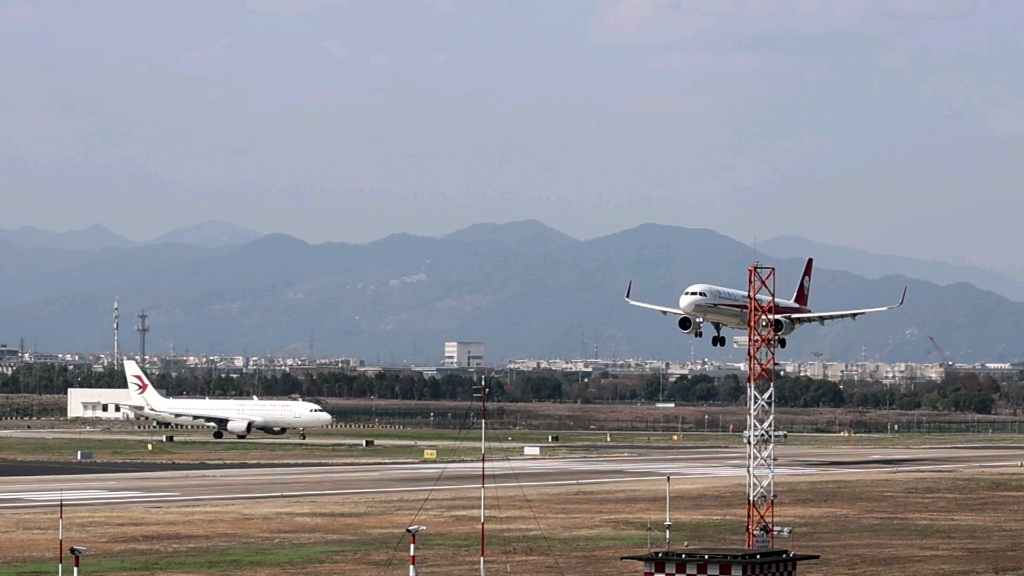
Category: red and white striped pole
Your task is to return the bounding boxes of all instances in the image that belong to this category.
[72,555,80,576]
[58,492,63,576]
[406,525,425,576]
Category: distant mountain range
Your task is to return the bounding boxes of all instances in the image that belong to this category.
[0,224,137,251]
[760,236,1024,303]
[0,220,1021,364]
[0,221,263,251]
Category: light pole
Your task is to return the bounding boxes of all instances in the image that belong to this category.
[406,525,426,576]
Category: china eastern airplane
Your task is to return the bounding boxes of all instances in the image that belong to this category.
[625,258,906,349]
[117,360,332,439]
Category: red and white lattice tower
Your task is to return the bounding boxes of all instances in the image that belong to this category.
[746,264,776,549]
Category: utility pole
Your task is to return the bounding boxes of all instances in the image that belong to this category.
[474,374,488,576]
[665,476,673,549]
[136,309,149,366]
[113,298,120,366]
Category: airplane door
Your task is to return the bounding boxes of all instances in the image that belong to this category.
[293,406,302,419]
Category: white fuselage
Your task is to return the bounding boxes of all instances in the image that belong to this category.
[677,283,808,329]
[135,399,332,429]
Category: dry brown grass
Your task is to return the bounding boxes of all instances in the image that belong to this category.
[4,467,1024,575]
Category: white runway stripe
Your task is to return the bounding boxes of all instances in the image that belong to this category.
[0,489,179,502]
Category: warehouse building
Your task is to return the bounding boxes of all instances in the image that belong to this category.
[443,341,484,367]
[67,388,137,420]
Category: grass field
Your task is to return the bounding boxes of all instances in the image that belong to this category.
[2,466,1024,575]
[1,427,1022,464]
[2,427,1024,574]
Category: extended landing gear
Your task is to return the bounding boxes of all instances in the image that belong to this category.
[778,337,787,349]
[213,430,224,440]
[710,323,726,347]
[299,428,307,441]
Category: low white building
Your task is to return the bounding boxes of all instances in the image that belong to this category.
[443,341,484,367]
[67,388,136,419]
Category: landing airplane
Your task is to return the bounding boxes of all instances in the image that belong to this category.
[118,360,332,439]
[625,258,906,348]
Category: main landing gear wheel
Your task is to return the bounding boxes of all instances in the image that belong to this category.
[236,434,247,439]
[711,335,722,347]
[778,337,787,349]
[212,430,224,440]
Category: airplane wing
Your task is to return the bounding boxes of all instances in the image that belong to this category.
[624,281,685,316]
[180,413,264,426]
[142,408,265,427]
[785,287,907,326]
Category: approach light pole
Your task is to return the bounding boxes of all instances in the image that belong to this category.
[69,547,86,576]
[406,525,426,576]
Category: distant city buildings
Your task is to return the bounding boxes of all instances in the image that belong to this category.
[0,338,1020,385]
[506,357,1021,385]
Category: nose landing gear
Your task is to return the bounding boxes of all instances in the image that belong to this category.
[298,428,307,440]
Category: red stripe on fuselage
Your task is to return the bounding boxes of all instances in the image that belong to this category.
[714,303,812,315]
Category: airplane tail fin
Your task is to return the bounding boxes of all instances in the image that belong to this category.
[124,360,164,408]
[793,257,813,307]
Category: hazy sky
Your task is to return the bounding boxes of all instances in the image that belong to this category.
[1,1,1022,273]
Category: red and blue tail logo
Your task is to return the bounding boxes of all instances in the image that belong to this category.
[131,375,149,395]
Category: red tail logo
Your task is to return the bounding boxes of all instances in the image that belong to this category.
[794,258,813,307]
[131,375,149,395]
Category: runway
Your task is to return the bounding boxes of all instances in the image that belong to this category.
[1,445,1020,510]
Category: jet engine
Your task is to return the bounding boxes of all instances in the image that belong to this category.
[259,427,288,436]
[677,315,699,334]
[772,318,795,336]
[226,420,253,435]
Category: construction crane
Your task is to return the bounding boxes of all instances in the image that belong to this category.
[927,336,952,365]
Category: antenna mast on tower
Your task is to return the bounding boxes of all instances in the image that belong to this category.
[136,309,149,366]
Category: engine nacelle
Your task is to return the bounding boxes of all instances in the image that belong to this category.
[772,317,795,336]
[677,315,698,334]
[259,427,288,436]
[226,420,253,435]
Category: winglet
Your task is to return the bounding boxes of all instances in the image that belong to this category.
[895,286,907,308]
[625,280,633,301]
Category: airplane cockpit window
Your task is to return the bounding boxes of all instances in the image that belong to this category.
[699,292,707,297]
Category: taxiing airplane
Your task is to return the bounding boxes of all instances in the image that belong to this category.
[625,258,906,349]
[118,360,332,439]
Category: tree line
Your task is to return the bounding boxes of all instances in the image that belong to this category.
[1,364,1022,415]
